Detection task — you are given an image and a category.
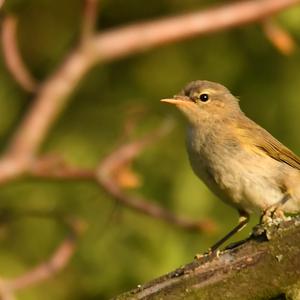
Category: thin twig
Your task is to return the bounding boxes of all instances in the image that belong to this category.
[1,15,38,92]
[2,217,84,293]
[0,215,85,298]
[6,46,95,158]
[8,236,76,291]
[96,126,215,233]
[27,122,215,233]
[31,159,213,232]
[0,45,97,185]
[81,0,99,44]
[30,155,95,180]
[98,120,174,179]
[262,19,296,55]
[98,171,215,232]
[0,0,5,10]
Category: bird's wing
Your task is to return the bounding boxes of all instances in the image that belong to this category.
[235,116,300,170]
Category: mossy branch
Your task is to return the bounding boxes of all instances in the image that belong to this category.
[114,218,300,300]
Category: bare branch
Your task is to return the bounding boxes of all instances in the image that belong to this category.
[90,0,300,62]
[262,19,296,55]
[9,236,76,291]
[0,279,16,300]
[30,155,95,180]
[96,122,215,233]
[98,172,215,232]
[26,122,215,233]
[1,15,38,92]
[0,44,97,185]
[98,120,173,178]
[0,0,5,10]
[6,47,95,158]
[30,156,214,233]
[3,217,85,292]
[81,0,99,44]
[0,214,85,299]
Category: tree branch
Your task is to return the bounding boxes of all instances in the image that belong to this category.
[30,159,213,233]
[28,123,215,234]
[90,0,300,62]
[0,216,85,299]
[81,0,99,44]
[0,0,5,10]
[1,15,38,92]
[0,45,97,184]
[262,19,296,55]
[114,218,300,300]
[95,123,214,232]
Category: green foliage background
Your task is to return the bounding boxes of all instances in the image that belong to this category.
[0,0,300,299]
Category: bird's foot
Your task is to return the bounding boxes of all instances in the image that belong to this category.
[253,207,291,240]
[261,207,286,226]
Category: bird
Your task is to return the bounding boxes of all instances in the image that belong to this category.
[161,80,300,251]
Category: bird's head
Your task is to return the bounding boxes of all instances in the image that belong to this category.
[161,80,241,126]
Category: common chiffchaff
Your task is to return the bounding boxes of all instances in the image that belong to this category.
[161,80,300,251]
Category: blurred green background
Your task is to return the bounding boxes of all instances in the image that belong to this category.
[0,0,300,299]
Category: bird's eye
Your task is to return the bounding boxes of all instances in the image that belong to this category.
[199,93,209,102]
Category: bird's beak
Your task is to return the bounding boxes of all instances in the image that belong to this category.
[161,95,198,123]
[160,95,191,106]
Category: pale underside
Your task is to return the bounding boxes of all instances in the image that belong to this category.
[187,117,300,214]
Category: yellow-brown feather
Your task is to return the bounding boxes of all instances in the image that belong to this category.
[235,116,300,170]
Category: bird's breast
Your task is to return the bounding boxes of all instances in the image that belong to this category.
[186,125,285,213]
[186,125,242,198]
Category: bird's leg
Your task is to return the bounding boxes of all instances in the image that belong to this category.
[208,210,249,254]
[261,193,290,224]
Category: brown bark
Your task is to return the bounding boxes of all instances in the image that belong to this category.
[114,218,300,300]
